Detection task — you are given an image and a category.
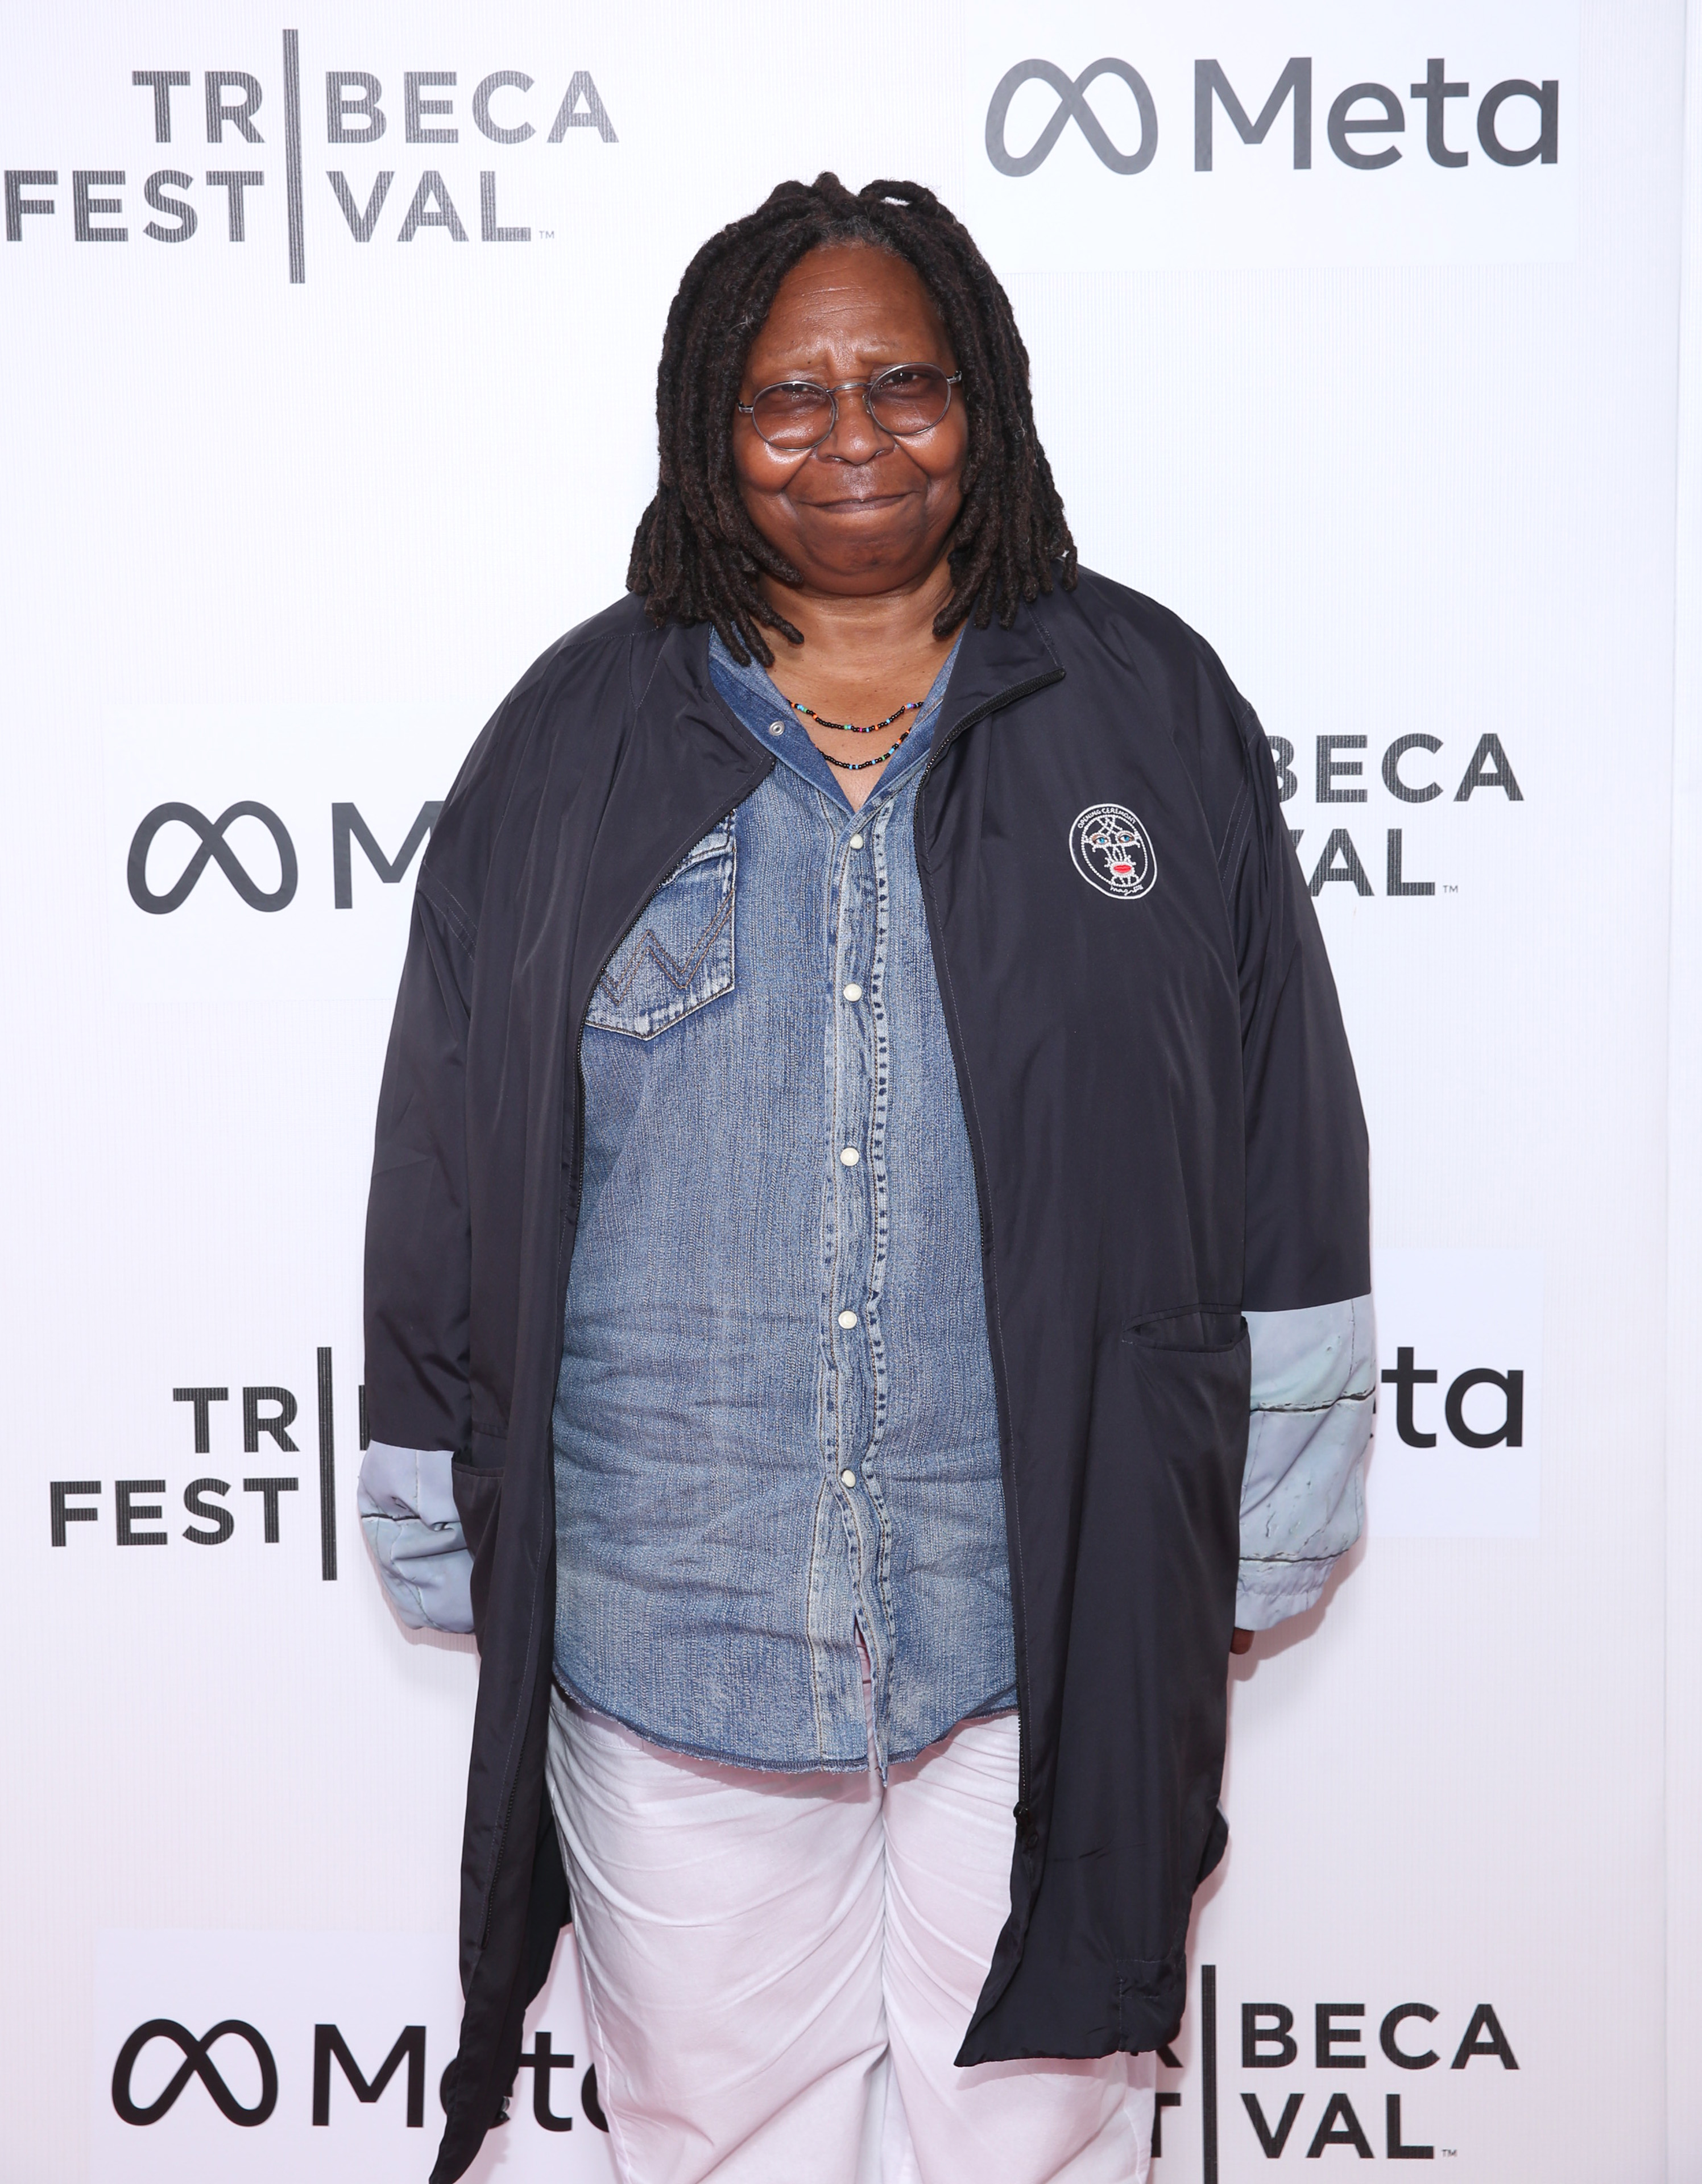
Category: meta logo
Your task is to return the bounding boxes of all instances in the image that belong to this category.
[1381,1347,1523,1451]
[125,797,441,912]
[110,2016,610,2135]
[987,54,1558,177]
[987,61,1158,177]
[113,2020,278,2128]
[126,801,298,913]
[5,40,615,285]
[1368,1249,1542,1541]
[1267,730,1523,903]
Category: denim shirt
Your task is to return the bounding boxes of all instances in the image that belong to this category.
[548,628,1017,1773]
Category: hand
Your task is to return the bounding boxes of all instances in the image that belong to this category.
[1229,1627,1253,1656]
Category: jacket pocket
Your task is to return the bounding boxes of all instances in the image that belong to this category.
[585,817,736,1041]
[1121,1307,1253,1494]
[1126,1305,1247,1355]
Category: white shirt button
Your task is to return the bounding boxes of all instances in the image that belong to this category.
[839,1146,860,1167]
[838,1309,858,1329]
[840,1469,856,1488]
[843,982,863,1002]
[848,833,864,849]
[768,720,785,737]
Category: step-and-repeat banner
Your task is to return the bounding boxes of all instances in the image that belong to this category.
[2,3,1691,2178]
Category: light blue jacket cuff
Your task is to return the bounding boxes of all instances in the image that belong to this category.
[1236,1554,1336,1631]
[357,1441,474,1635]
[1236,1293,1374,1631]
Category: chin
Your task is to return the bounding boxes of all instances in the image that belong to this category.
[805,559,927,594]
[793,524,937,579]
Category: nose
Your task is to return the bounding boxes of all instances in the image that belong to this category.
[814,382,892,465]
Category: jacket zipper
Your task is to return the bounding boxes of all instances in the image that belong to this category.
[475,755,775,1956]
[914,667,1063,1843]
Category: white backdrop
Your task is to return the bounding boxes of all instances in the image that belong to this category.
[1,4,1693,2177]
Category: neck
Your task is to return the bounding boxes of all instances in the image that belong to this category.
[756,563,966,821]
[757,559,955,697]
[753,559,961,813]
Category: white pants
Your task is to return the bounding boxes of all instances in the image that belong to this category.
[545,1685,1154,2184]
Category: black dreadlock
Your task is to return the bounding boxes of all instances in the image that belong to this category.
[626,172,1077,666]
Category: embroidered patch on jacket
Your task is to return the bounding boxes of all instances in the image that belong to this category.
[1069,803,1158,900]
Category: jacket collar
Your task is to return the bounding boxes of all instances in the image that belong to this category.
[931,597,1065,746]
[633,614,774,792]
[646,594,1065,756]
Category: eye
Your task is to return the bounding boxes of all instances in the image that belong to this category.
[748,382,836,448]
[757,382,829,418]
[867,366,954,436]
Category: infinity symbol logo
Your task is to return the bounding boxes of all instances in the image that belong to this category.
[112,2018,279,2126]
[985,58,1158,176]
[127,802,299,914]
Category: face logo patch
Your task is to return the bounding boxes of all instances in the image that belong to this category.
[1068,803,1157,901]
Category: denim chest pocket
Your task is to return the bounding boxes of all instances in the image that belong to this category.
[585,817,736,1041]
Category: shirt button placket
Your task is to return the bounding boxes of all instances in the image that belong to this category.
[832,812,863,1518]
[839,812,874,1520]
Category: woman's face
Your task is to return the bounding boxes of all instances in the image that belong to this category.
[732,243,967,599]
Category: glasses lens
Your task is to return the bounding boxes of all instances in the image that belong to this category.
[868,366,951,436]
[751,383,834,448]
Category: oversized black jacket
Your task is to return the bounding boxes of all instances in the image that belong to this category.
[362,569,1370,2184]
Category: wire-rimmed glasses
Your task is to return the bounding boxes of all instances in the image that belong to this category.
[736,364,962,451]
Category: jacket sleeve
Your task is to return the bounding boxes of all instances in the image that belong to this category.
[1223,693,1374,1629]
[361,874,479,1630]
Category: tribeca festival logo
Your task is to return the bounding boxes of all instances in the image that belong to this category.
[3,35,615,281]
[987,54,1558,178]
[1268,729,1522,903]
[1156,1968,1519,2170]
[50,1351,362,1581]
[125,796,441,912]
[1144,1968,1519,2171]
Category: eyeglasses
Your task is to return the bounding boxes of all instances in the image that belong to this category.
[736,364,962,452]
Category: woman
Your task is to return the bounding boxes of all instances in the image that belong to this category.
[359,175,1373,2184]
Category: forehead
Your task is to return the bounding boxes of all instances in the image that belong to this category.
[746,242,949,369]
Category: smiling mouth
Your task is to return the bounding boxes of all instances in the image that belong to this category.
[807,491,910,512]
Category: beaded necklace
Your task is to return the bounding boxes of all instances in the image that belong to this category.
[789,695,926,774]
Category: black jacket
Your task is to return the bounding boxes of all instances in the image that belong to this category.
[362,570,1370,2184]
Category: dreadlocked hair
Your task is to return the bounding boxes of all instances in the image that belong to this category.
[626,172,1076,666]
